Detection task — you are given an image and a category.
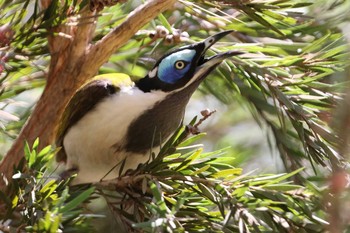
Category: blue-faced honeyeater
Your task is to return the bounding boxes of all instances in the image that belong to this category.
[55,30,241,184]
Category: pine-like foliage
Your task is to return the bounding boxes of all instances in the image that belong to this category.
[1,125,327,232]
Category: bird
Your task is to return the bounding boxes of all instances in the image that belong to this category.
[55,30,241,184]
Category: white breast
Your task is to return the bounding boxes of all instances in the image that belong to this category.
[63,86,166,184]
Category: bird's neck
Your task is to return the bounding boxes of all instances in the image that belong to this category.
[124,80,202,153]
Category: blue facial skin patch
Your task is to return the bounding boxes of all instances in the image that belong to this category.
[158,49,196,84]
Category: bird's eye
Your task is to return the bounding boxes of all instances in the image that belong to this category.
[175,60,186,70]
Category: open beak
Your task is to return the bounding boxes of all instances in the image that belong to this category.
[196,30,236,61]
[187,30,242,82]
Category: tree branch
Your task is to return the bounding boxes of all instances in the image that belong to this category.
[0,0,177,197]
[84,0,177,74]
[68,10,96,69]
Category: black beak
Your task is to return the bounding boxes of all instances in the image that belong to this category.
[182,30,235,63]
[197,30,235,57]
[187,30,242,82]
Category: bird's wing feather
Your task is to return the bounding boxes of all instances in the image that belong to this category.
[55,73,133,162]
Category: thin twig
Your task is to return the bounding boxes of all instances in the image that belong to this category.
[94,173,216,191]
[85,0,177,74]
[187,109,217,135]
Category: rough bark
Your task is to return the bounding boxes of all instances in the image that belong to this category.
[0,0,177,195]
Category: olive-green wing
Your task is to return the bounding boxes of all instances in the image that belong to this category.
[56,73,133,162]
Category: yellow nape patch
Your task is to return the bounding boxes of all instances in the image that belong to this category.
[93,73,133,88]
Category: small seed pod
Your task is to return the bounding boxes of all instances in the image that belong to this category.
[149,31,157,39]
[180,31,189,39]
[164,34,174,45]
[172,29,181,43]
[200,109,211,117]
[155,25,169,38]
[186,125,200,135]
[172,28,181,37]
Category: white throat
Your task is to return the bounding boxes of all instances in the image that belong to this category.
[63,86,167,184]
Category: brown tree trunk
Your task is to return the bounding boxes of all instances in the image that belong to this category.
[0,0,177,198]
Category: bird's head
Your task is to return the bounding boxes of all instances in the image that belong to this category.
[136,30,241,92]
